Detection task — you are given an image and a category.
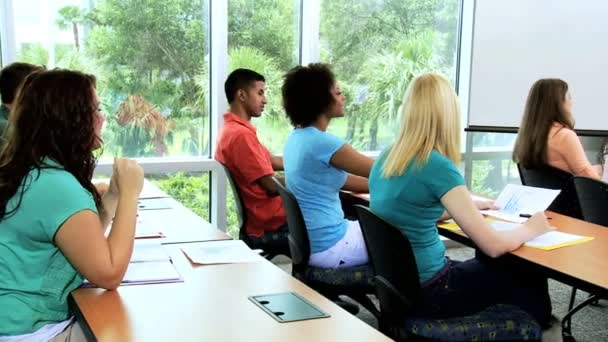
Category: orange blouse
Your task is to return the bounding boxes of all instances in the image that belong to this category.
[546,123,600,179]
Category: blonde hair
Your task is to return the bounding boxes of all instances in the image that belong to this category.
[382,73,461,178]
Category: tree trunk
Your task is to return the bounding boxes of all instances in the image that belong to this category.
[72,23,80,51]
[346,115,357,141]
[369,118,378,151]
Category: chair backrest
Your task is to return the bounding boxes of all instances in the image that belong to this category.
[354,205,420,320]
[219,163,247,240]
[272,178,310,270]
[573,176,608,227]
[517,163,581,219]
[517,163,572,189]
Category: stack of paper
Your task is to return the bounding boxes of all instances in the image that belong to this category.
[437,220,594,250]
[181,240,261,264]
[121,243,182,285]
[481,184,561,223]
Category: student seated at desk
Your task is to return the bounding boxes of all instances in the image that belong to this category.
[0,70,143,341]
[513,78,600,179]
[0,62,44,139]
[369,73,554,326]
[215,69,290,257]
[282,63,372,269]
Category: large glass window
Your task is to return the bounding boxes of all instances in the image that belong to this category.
[12,0,210,158]
[319,0,461,152]
[227,0,300,155]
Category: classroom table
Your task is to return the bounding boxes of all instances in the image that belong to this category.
[133,179,230,244]
[70,243,391,342]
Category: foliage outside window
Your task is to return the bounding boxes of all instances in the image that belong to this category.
[13,0,210,158]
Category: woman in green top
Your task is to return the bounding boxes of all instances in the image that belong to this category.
[0,70,143,341]
[368,73,554,327]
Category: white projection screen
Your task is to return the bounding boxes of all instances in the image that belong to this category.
[467,0,608,133]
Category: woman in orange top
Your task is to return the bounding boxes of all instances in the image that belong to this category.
[513,78,600,179]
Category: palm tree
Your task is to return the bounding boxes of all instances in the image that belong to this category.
[56,6,86,51]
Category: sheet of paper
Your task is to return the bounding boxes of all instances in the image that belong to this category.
[481,184,560,223]
[181,240,261,264]
[135,218,165,239]
[524,231,594,250]
[130,243,170,263]
[122,260,182,285]
[138,198,173,211]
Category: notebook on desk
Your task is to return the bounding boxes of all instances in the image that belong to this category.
[82,243,183,287]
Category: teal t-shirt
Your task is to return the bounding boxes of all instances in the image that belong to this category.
[369,150,465,283]
[0,160,98,336]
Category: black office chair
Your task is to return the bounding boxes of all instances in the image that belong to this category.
[517,163,582,219]
[561,176,608,341]
[355,205,542,341]
[220,163,286,260]
[272,178,379,318]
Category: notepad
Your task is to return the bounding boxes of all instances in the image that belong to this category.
[181,240,261,264]
[122,243,182,285]
[481,184,560,223]
[438,220,594,250]
[83,243,183,287]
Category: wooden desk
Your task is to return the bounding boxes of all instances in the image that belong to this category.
[438,211,608,299]
[71,243,390,342]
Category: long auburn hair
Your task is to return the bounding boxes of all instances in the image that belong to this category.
[513,78,573,168]
[382,73,461,177]
[0,69,102,220]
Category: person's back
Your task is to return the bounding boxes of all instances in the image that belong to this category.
[370,150,460,282]
[513,78,599,179]
[0,69,143,341]
[546,122,598,178]
[281,63,372,269]
[0,162,96,336]
[284,126,348,253]
[214,68,289,256]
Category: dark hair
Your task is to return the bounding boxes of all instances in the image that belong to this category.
[0,62,44,104]
[513,78,572,168]
[281,63,336,127]
[224,68,265,104]
[0,69,101,220]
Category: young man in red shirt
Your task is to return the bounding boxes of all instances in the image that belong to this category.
[215,69,289,256]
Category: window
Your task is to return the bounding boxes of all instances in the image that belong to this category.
[227,0,300,154]
[319,0,461,151]
[12,0,210,158]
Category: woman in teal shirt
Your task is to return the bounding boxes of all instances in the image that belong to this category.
[0,70,143,341]
[369,73,554,326]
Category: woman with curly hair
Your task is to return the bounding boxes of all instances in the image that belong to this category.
[0,69,143,341]
[282,63,373,269]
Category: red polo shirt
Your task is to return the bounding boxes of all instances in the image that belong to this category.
[215,113,287,237]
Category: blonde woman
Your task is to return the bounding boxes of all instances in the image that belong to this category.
[368,73,553,326]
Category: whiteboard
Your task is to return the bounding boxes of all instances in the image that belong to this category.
[468,0,608,131]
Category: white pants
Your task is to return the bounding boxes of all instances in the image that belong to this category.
[308,221,369,268]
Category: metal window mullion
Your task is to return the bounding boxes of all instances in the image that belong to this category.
[209,0,228,231]
[300,0,320,64]
[0,0,17,65]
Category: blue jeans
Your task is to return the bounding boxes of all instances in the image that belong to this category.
[413,255,552,327]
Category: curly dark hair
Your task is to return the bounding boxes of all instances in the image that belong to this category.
[0,69,102,220]
[281,63,336,127]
